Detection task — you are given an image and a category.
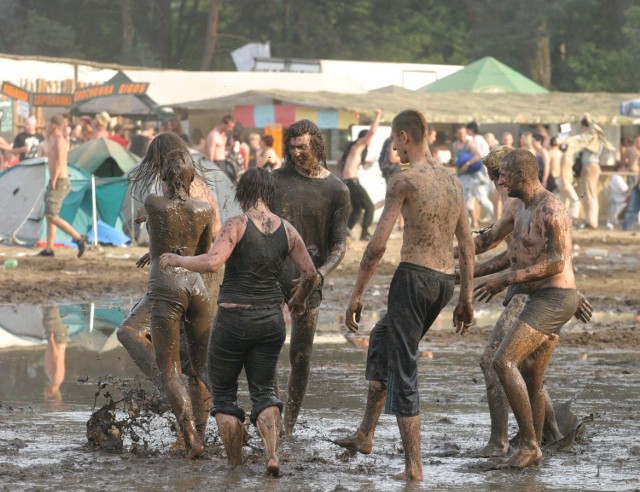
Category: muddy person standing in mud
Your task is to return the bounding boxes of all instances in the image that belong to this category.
[474,148,579,469]
[272,119,350,435]
[144,150,214,460]
[335,109,475,481]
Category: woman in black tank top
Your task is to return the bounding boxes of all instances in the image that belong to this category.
[160,168,318,476]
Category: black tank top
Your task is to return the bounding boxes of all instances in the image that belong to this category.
[218,216,289,306]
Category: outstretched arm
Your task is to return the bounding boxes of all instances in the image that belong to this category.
[159,216,243,273]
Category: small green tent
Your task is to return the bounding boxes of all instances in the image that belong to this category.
[419,57,549,94]
[69,138,139,177]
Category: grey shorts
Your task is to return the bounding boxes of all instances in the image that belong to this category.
[44,178,71,217]
[518,288,579,336]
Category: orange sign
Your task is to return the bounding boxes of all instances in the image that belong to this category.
[73,82,149,102]
[1,82,29,102]
[32,93,73,107]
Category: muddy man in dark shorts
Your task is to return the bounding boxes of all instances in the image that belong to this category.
[272,119,350,434]
[144,149,214,459]
[335,109,475,481]
[474,148,579,469]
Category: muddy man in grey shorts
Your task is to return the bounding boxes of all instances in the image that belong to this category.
[474,148,579,469]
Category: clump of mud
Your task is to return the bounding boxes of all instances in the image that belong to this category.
[86,376,171,456]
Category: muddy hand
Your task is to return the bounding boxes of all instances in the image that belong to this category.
[136,252,150,268]
[574,292,592,323]
[159,253,179,269]
[345,297,363,334]
[453,301,474,334]
[288,298,306,317]
[474,278,505,303]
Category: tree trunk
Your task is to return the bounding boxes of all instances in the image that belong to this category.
[528,21,551,88]
[200,0,221,70]
[120,0,135,56]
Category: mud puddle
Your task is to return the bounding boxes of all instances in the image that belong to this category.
[1,338,640,491]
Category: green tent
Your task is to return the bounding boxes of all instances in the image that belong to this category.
[69,138,139,177]
[419,56,549,94]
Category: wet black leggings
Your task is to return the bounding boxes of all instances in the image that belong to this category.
[209,306,285,424]
[345,179,374,236]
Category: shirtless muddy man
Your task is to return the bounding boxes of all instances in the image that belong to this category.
[335,109,475,481]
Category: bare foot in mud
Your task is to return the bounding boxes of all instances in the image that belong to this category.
[169,432,187,456]
[472,441,509,458]
[393,469,422,481]
[498,444,542,469]
[267,457,281,478]
[333,431,372,455]
[187,440,205,460]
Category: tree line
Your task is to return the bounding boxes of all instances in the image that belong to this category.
[0,0,638,92]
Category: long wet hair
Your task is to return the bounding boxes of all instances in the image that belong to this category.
[128,132,206,200]
[235,167,274,211]
[161,149,194,201]
[282,119,327,168]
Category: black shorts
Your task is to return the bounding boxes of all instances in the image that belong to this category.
[518,288,578,336]
[365,263,454,417]
[209,305,285,425]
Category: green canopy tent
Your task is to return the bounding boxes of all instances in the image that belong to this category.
[68,138,139,177]
[419,56,549,94]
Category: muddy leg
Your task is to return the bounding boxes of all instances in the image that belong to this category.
[541,388,563,443]
[334,381,386,454]
[474,295,527,457]
[257,406,282,477]
[394,415,423,481]
[151,315,203,460]
[117,297,162,387]
[216,413,243,467]
[283,306,319,435]
[492,320,548,468]
[522,335,558,444]
[184,303,214,445]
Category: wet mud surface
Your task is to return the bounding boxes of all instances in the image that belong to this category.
[1,342,639,491]
[1,230,639,490]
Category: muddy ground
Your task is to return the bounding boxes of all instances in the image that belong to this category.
[1,228,639,490]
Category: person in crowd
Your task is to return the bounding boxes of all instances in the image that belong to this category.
[474,149,579,469]
[258,134,282,171]
[129,122,156,158]
[452,124,493,229]
[335,109,474,481]
[160,167,318,476]
[606,161,629,230]
[485,132,499,150]
[80,116,94,142]
[37,115,88,258]
[207,115,235,166]
[247,132,262,169]
[109,123,129,149]
[548,137,563,195]
[623,162,640,231]
[532,133,551,190]
[93,111,111,140]
[167,117,190,145]
[13,115,44,161]
[272,119,350,434]
[341,109,382,241]
[69,123,83,148]
[501,132,514,148]
[576,114,615,229]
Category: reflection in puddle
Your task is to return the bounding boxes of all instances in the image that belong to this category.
[1,303,639,490]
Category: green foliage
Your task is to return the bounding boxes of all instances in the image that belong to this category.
[0,0,637,92]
